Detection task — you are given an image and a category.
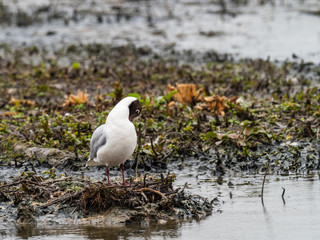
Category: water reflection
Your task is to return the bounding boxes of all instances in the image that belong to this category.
[176,173,320,240]
[82,223,181,240]
[261,205,275,240]
[16,224,38,239]
[10,220,182,240]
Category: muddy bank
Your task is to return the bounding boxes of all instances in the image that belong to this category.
[0,172,213,232]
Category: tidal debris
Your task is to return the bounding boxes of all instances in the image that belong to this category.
[0,173,213,227]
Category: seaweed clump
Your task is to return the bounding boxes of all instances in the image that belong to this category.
[0,173,213,227]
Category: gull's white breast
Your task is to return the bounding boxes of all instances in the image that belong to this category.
[96,120,137,167]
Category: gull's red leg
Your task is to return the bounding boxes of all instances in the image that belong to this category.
[106,166,110,185]
[121,163,125,186]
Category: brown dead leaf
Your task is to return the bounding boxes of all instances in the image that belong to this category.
[168,101,176,107]
[228,96,239,104]
[194,105,203,110]
[167,84,176,92]
[63,90,88,107]
[9,96,35,106]
[177,83,196,103]
[167,83,204,104]
[227,133,239,140]
[203,95,227,116]
[167,84,239,116]
[96,85,103,104]
[166,101,177,116]
[4,111,18,117]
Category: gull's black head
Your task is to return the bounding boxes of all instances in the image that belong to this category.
[128,99,142,122]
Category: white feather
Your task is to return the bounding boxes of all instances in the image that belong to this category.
[86,97,138,167]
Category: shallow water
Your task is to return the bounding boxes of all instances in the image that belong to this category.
[176,173,320,240]
[0,0,320,62]
[2,170,320,240]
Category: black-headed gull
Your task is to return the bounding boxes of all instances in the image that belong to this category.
[86,97,142,185]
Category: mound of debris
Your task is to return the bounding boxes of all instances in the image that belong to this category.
[0,173,213,227]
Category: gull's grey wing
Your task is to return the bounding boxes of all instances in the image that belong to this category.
[89,124,107,160]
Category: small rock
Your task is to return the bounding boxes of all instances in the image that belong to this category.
[228,181,234,187]
[198,165,207,172]
[46,31,56,36]
[158,219,167,224]
[217,176,223,185]
[137,46,151,55]
[14,143,75,168]
[0,191,11,202]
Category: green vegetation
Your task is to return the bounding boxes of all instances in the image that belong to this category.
[0,43,319,173]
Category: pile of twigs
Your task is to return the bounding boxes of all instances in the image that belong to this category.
[0,173,213,221]
[78,174,177,213]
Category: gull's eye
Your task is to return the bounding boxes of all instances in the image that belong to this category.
[135,109,140,114]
